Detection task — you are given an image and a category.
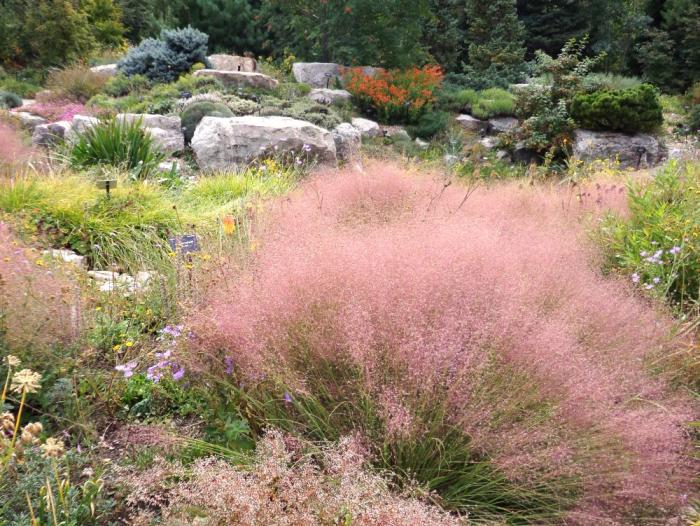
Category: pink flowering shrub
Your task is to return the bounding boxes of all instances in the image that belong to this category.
[22,101,87,122]
[189,162,697,524]
[0,223,83,358]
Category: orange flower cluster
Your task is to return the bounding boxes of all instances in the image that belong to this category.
[344,65,443,123]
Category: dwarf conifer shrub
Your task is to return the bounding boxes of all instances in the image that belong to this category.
[181,100,233,143]
[119,27,209,83]
[0,90,21,109]
[570,84,663,134]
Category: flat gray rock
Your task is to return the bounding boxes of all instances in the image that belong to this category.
[194,69,278,90]
[192,115,336,171]
[572,129,666,169]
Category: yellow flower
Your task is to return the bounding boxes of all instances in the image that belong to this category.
[222,214,236,236]
[40,437,65,458]
[3,355,20,367]
[112,344,122,352]
[10,369,41,394]
[95,306,102,312]
[250,240,258,252]
[125,341,134,348]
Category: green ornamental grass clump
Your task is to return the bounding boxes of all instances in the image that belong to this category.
[570,84,663,134]
[70,118,165,179]
[181,100,234,143]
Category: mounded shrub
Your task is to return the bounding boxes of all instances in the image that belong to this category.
[181,100,233,143]
[570,84,663,134]
[118,27,209,83]
[104,73,152,97]
[0,90,22,109]
[411,110,449,139]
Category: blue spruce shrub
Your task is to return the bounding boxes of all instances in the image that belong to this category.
[119,27,209,84]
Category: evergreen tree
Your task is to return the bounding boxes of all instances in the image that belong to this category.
[118,0,158,42]
[81,0,126,49]
[25,0,95,66]
[465,0,525,74]
[263,0,429,68]
[422,0,466,72]
[0,0,27,65]
[637,0,700,91]
[517,0,590,57]
[177,0,265,54]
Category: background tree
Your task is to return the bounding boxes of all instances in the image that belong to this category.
[24,0,95,66]
[81,0,126,49]
[176,0,265,54]
[465,0,525,79]
[517,0,590,57]
[118,0,158,42]
[422,0,466,72]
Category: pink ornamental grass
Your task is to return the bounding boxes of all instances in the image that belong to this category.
[190,162,698,523]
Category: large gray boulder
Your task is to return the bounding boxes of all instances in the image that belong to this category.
[193,69,278,90]
[292,63,341,88]
[308,88,352,105]
[488,117,519,134]
[116,113,184,155]
[572,130,666,169]
[32,121,72,147]
[14,112,47,131]
[332,123,362,161]
[207,54,257,72]
[456,114,489,132]
[191,116,337,171]
[351,118,381,138]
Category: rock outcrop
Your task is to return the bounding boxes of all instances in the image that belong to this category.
[351,118,381,138]
[191,116,336,171]
[194,69,278,90]
[207,54,257,72]
[572,130,666,169]
[456,114,489,132]
[90,64,118,76]
[332,123,362,161]
[308,88,352,105]
[292,63,341,88]
[32,121,72,147]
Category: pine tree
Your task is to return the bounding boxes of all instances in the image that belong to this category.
[423,0,467,72]
[25,0,95,65]
[118,0,157,42]
[177,0,265,54]
[81,0,126,49]
[516,0,590,57]
[465,0,525,73]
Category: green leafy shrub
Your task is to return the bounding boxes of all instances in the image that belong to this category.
[69,118,165,179]
[411,110,449,139]
[181,100,233,143]
[118,26,209,83]
[570,84,663,134]
[225,95,260,115]
[437,88,479,112]
[470,88,516,119]
[0,90,21,109]
[45,65,109,103]
[599,161,700,311]
[104,73,152,97]
[582,73,643,92]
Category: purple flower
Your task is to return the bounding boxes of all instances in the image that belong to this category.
[155,350,172,360]
[160,325,183,339]
[653,277,661,284]
[645,283,655,290]
[172,365,185,381]
[283,392,293,404]
[640,251,648,257]
[631,273,640,283]
[669,246,681,255]
[115,360,138,378]
[225,357,234,375]
[302,143,312,153]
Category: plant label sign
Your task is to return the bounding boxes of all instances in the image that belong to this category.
[169,234,200,255]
